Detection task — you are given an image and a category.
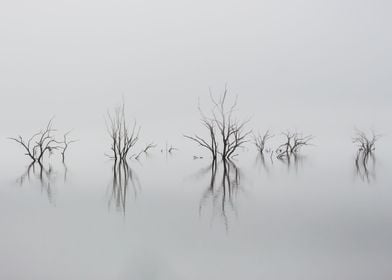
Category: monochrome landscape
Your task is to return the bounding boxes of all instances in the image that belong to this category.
[1,0,392,279]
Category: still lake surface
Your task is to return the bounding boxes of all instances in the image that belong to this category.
[0,138,391,280]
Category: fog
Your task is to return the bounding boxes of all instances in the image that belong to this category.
[1,0,392,279]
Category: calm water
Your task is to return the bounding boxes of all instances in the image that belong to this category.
[0,137,391,280]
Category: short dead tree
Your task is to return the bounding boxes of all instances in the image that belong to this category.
[253,130,273,154]
[276,131,313,159]
[9,119,63,165]
[353,129,380,157]
[353,129,380,182]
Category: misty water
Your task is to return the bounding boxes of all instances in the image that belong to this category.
[1,0,392,278]
[1,132,391,280]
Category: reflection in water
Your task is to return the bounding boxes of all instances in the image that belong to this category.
[17,162,56,203]
[355,150,376,183]
[198,159,243,232]
[255,150,307,174]
[254,152,273,174]
[108,159,141,214]
[276,152,307,173]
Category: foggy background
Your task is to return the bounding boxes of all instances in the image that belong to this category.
[0,0,391,155]
[1,2,392,279]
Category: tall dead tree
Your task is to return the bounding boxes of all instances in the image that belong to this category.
[106,101,140,162]
[185,87,251,160]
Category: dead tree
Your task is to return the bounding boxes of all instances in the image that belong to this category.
[253,130,273,154]
[9,119,62,164]
[185,87,250,160]
[106,101,140,162]
[353,129,380,157]
[353,129,380,182]
[276,131,313,159]
[60,131,78,162]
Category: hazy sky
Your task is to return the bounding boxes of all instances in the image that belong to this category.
[1,0,391,145]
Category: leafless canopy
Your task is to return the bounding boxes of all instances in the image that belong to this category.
[276,131,313,159]
[353,129,380,182]
[353,129,380,156]
[106,101,140,162]
[185,87,251,160]
[253,130,274,154]
[9,119,62,164]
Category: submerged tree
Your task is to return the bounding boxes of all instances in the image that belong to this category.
[353,129,380,182]
[9,118,76,165]
[9,119,59,164]
[253,130,273,154]
[275,131,313,159]
[185,87,251,160]
[106,101,140,162]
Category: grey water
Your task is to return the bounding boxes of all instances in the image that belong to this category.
[0,130,391,280]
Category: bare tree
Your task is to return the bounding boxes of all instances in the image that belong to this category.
[276,131,313,159]
[185,86,251,160]
[9,119,62,164]
[353,129,380,182]
[353,129,380,157]
[106,101,140,162]
[60,131,78,162]
[253,130,273,154]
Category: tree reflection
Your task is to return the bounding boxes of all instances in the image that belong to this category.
[198,159,243,232]
[17,162,56,203]
[355,150,376,183]
[108,159,140,214]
